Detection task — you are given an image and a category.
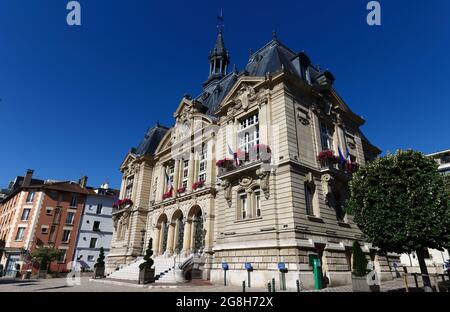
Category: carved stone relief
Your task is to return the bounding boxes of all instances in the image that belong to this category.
[256,169,271,199]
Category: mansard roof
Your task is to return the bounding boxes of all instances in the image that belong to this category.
[244,38,298,77]
[195,71,239,116]
[134,123,170,156]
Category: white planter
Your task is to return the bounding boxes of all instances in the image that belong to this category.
[351,275,380,292]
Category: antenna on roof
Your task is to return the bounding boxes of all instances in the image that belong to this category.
[272,30,277,41]
[217,8,225,32]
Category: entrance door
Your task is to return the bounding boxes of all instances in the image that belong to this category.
[192,211,204,253]
[5,255,20,277]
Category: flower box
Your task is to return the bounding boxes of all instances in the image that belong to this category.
[192,180,205,190]
[112,198,133,209]
[162,191,173,200]
[216,159,234,168]
[177,187,186,194]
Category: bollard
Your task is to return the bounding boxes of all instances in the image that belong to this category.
[242,281,246,293]
[403,274,409,292]
[412,273,419,288]
[433,274,440,292]
[267,282,271,292]
[296,279,300,292]
[272,278,276,293]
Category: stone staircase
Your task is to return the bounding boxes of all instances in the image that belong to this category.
[106,255,186,283]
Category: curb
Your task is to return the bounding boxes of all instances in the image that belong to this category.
[89,278,178,289]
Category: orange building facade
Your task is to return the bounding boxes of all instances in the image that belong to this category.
[0,170,88,276]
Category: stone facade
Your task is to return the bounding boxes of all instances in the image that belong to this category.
[106,31,398,289]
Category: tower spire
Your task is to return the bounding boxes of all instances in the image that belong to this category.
[204,19,230,87]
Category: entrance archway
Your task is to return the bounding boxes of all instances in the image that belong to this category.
[188,205,204,254]
[171,210,184,254]
[156,214,168,255]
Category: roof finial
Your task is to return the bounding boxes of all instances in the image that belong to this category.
[233,64,237,72]
[249,48,253,56]
[217,8,225,33]
[156,120,160,127]
[272,30,277,41]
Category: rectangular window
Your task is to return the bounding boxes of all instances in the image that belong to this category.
[198,144,207,182]
[255,191,261,217]
[65,212,75,224]
[125,175,134,199]
[70,195,78,207]
[238,113,259,155]
[41,226,48,234]
[305,184,314,216]
[319,121,334,151]
[58,250,66,263]
[15,227,25,241]
[89,237,97,248]
[182,160,189,188]
[62,230,71,243]
[96,204,103,215]
[87,255,95,262]
[93,221,100,231]
[26,192,35,203]
[21,208,31,221]
[239,193,248,219]
[45,207,53,215]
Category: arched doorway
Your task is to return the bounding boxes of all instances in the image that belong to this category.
[188,206,204,254]
[156,214,168,255]
[171,210,184,254]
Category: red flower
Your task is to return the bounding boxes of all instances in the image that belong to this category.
[192,180,205,190]
[162,190,173,199]
[216,158,234,167]
[112,198,133,209]
[177,187,186,194]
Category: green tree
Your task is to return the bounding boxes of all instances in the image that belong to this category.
[352,241,368,277]
[346,150,450,288]
[30,247,62,272]
[139,238,154,270]
[94,247,105,268]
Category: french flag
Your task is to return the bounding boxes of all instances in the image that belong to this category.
[228,144,240,166]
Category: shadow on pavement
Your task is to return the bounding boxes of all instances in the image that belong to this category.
[0,279,39,285]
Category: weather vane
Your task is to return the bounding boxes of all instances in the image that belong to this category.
[217,8,224,32]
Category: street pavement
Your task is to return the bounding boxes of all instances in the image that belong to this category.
[0,275,446,292]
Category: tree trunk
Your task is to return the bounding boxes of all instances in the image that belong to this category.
[416,248,431,289]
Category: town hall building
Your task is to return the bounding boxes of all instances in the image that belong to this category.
[105,30,399,289]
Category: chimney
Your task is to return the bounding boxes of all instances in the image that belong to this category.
[79,176,88,188]
[22,169,34,187]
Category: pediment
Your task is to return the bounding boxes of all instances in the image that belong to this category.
[154,128,174,155]
[120,152,137,171]
[215,76,265,116]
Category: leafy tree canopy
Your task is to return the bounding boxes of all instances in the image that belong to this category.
[30,246,62,268]
[346,150,450,253]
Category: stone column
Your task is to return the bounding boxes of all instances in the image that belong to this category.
[166,222,175,255]
[187,152,195,190]
[206,140,214,187]
[182,220,192,255]
[158,221,166,255]
[246,189,253,218]
[173,160,180,191]
[153,226,161,256]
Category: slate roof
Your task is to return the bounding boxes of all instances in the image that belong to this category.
[134,123,170,156]
[133,33,378,156]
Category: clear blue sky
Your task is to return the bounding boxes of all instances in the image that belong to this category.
[0,0,449,189]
